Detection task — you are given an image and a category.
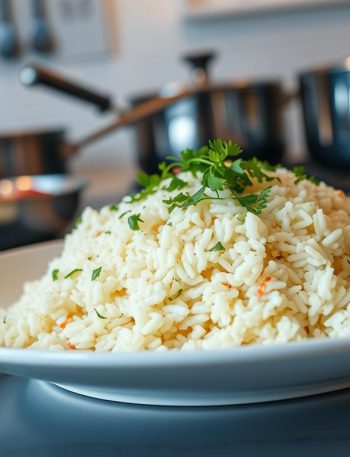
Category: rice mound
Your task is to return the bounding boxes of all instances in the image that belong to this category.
[1,170,350,351]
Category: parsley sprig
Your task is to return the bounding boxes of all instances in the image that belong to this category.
[125,139,317,217]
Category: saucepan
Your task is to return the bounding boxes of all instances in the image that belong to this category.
[129,52,290,172]
[0,52,290,178]
[299,58,350,168]
[0,174,86,250]
[0,63,194,178]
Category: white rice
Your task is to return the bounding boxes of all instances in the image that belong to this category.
[1,170,350,351]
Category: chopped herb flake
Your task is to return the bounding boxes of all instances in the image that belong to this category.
[237,212,247,224]
[128,213,143,231]
[91,267,102,281]
[103,231,112,234]
[52,269,59,281]
[64,268,83,279]
[209,241,225,252]
[119,210,131,219]
[163,176,187,192]
[109,204,119,211]
[75,215,82,227]
[94,308,107,320]
[169,289,183,301]
[164,186,208,213]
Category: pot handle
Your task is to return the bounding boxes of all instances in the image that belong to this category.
[65,86,202,157]
[20,63,114,113]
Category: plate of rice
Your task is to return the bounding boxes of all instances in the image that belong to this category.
[1,140,350,406]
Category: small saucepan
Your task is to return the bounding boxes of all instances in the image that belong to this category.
[0,63,198,178]
[0,174,86,250]
[299,59,350,169]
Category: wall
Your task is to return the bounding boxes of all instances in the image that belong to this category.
[1,0,350,172]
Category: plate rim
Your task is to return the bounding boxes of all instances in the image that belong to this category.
[0,336,350,368]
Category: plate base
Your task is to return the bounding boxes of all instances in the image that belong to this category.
[53,380,350,406]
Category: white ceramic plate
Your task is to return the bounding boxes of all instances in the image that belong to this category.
[1,241,350,406]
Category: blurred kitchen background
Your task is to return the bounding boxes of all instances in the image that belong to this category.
[1,0,350,249]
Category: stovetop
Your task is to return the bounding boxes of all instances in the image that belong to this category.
[1,374,350,457]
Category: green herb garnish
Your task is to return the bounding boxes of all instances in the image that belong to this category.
[103,231,112,234]
[52,269,59,281]
[292,165,319,185]
[64,269,83,279]
[94,308,107,319]
[209,241,225,252]
[169,289,183,301]
[237,212,247,224]
[129,139,280,216]
[2,316,6,325]
[120,140,319,217]
[91,267,102,281]
[75,215,82,227]
[127,173,162,203]
[164,186,208,213]
[109,204,119,211]
[127,164,173,203]
[119,210,131,219]
[163,176,187,192]
[128,213,143,231]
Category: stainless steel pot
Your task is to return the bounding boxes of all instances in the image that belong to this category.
[0,128,67,177]
[0,64,196,178]
[130,52,288,174]
[0,174,86,250]
[299,59,350,168]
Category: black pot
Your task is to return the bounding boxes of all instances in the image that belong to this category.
[299,61,350,169]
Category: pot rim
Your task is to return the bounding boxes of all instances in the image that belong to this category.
[128,79,284,102]
[0,127,66,140]
[299,57,350,78]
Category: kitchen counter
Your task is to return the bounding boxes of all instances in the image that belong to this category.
[77,165,136,210]
[1,374,350,456]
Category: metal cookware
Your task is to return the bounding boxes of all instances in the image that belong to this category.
[131,51,288,173]
[299,59,350,168]
[0,0,19,59]
[30,0,55,54]
[15,53,288,176]
[0,63,195,178]
[0,174,86,250]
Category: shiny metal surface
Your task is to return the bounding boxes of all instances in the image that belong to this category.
[299,60,350,168]
[131,53,287,174]
[0,174,86,250]
[0,128,67,178]
[1,375,350,456]
[17,56,287,178]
